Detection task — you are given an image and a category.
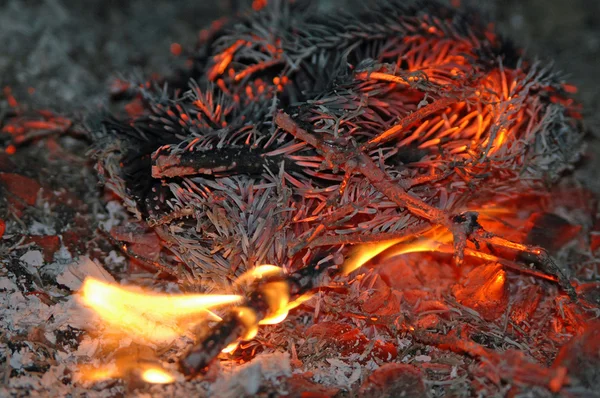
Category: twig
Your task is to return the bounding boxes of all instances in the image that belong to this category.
[274,111,576,298]
[179,254,338,377]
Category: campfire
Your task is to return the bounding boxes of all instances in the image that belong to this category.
[1,0,599,397]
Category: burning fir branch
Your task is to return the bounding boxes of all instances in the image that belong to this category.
[77,0,587,390]
[76,259,332,381]
[76,202,577,387]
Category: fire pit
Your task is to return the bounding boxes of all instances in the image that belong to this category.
[1,0,600,397]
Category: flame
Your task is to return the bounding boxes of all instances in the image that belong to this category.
[342,239,404,275]
[343,226,453,274]
[79,362,177,385]
[342,202,529,274]
[222,342,240,354]
[232,265,293,326]
[79,278,242,343]
[141,367,176,384]
[233,264,284,288]
[382,232,451,261]
[78,364,119,382]
[78,264,304,366]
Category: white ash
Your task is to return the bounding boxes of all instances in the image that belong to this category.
[9,347,35,370]
[56,256,116,290]
[311,357,363,389]
[397,337,413,349]
[0,273,105,397]
[39,244,74,279]
[1,254,395,397]
[98,200,127,231]
[19,250,44,273]
[414,355,432,362]
[28,221,57,236]
[212,352,292,398]
[105,250,126,266]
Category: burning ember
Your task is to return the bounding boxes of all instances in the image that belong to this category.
[2,0,599,397]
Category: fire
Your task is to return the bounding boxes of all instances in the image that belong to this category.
[343,226,452,275]
[78,362,177,385]
[140,367,176,384]
[79,278,242,343]
[232,265,295,325]
[453,263,508,320]
[342,239,404,275]
[77,265,305,382]
[75,202,538,383]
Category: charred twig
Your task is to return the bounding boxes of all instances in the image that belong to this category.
[98,228,182,279]
[151,146,280,178]
[274,111,576,298]
[275,111,449,223]
[179,255,338,377]
[307,224,431,247]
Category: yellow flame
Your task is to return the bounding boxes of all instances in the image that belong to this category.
[382,228,453,261]
[221,294,314,355]
[233,265,292,326]
[233,264,284,288]
[343,226,454,274]
[141,367,176,384]
[259,292,315,325]
[78,364,118,382]
[78,278,242,343]
[222,342,240,354]
[259,308,289,325]
[341,205,522,285]
[342,239,403,275]
[79,363,177,384]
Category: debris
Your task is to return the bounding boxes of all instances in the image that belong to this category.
[56,256,116,290]
[358,363,427,398]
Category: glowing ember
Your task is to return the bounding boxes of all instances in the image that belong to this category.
[453,263,509,321]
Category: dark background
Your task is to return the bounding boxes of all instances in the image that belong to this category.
[1,0,598,189]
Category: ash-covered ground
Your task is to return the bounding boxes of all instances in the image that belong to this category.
[1,1,600,397]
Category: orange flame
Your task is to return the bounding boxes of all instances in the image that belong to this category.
[342,239,403,275]
[342,203,528,273]
[232,265,295,326]
[78,278,242,343]
[78,362,177,384]
[77,265,308,375]
[343,226,452,274]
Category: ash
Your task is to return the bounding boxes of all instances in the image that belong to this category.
[1,0,600,397]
